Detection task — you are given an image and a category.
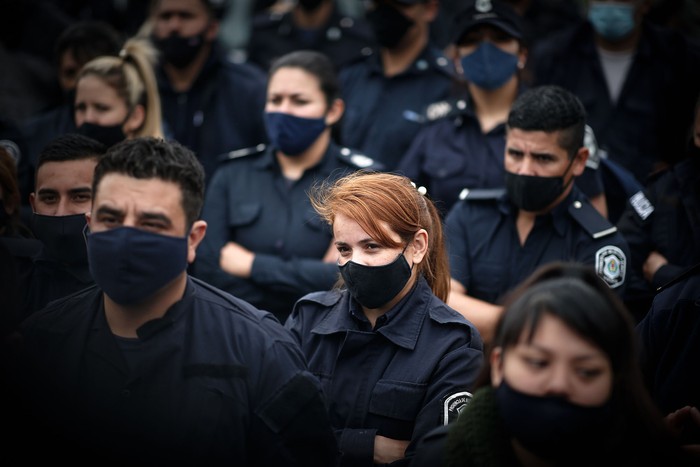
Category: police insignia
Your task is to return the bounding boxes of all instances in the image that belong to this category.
[629,191,654,220]
[442,391,473,425]
[595,246,626,289]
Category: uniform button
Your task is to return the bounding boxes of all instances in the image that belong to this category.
[436,57,448,67]
[573,201,582,209]
[340,17,354,28]
[341,147,351,156]
[457,100,467,110]
[327,27,341,40]
[416,59,428,70]
[361,47,373,56]
[121,389,131,398]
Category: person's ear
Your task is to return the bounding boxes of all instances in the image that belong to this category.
[490,346,504,386]
[205,19,220,42]
[572,146,589,177]
[123,104,146,137]
[325,98,345,126]
[187,220,207,263]
[410,229,429,265]
[29,192,36,212]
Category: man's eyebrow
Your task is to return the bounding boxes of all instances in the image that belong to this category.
[139,212,173,226]
[36,188,59,196]
[95,206,123,217]
[67,187,92,195]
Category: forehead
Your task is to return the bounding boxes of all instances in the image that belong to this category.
[516,314,606,358]
[506,128,566,154]
[76,75,120,100]
[94,173,184,215]
[333,213,399,242]
[155,0,209,15]
[36,159,98,187]
[268,67,321,95]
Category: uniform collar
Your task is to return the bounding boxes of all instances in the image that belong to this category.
[368,44,452,78]
[311,276,432,350]
[500,185,579,237]
[254,141,344,177]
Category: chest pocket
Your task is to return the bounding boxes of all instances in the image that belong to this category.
[368,379,427,421]
[422,147,465,180]
[227,202,261,228]
[303,207,327,233]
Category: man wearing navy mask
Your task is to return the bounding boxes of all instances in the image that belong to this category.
[10,137,339,465]
[149,0,268,183]
[25,133,106,317]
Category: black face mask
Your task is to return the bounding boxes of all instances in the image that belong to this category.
[31,213,89,265]
[366,2,414,49]
[298,0,325,12]
[76,122,126,148]
[505,157,576,212]
[152,32,206,69]
[339,246,412,309]
[495,380,613,461]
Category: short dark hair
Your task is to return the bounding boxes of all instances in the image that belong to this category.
[54,21,123,66]
[507,85,587,158]
[269,50,340,108]
[37,133,107,170]
[92,137,205,227]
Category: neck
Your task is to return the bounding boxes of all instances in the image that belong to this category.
[293,1,333,28]
[276,130,330,180]
[103,272,187,338]
[380,29,428,78]
[470,78,518,133]
[515,210,535,246]
[163,43,212,92]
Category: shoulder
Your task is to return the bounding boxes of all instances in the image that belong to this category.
[295,290,343,309]
[251,10,287,29]
[217,143,268,165]
[458,187,507,203]
[334,146,385,171]
[218,58,267,86]
[567,197,619,240]
[422,47,457,79]
[20,285,101,333]
[423,97,470,123]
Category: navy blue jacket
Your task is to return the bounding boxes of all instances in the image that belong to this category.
[530,21,700,183]
[12,277,339,465]
[446,187,630,303]
[285,277,483,466]
[156,42,268,184]
[247,5,375,72]
[195,142,381,323]
[338,46,456,170]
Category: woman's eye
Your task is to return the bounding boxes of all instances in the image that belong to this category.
[576,368,603,380]
[524,358,547,369]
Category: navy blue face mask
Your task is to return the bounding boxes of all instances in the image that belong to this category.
[152,31,206,69]
[460,41,519,90]
[87,226,189,306]
[76,122,126,148]
[31,213,88,264]
[495,380,613,461]
[264,111,327,156]
[339,245,412,309]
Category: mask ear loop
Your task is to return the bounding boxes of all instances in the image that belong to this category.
[82,221,90,246]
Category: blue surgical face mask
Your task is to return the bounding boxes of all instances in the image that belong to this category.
[588,1,636,41]
[460,41,519,90]
[264,111,327,156]
[87,226,189,305]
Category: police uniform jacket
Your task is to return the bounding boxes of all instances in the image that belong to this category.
[156,42,268,184]
[617,155,700,303]
[285,276,484,466]
[247,5,375,72]
[12,276,339,465]
[195,142,381,323]
[338,45,456,170]
[446,186,630,303]
[530,20,700,183]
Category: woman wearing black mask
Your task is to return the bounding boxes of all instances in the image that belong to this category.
[195,50,382,324]
[74,38,164,147]
[285,171,484,466]
[411,262,693,467]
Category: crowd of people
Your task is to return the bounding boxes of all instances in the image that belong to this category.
[1,0,699,465]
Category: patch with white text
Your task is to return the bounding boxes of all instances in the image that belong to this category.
[443,391,473,425]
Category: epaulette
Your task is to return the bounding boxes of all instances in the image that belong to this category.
[424,98,469,122]
[656,262,700,293]
[458,187,505,201]
[218,143,266,162]
[628,190,654,221]
[568,199,617,239]
[337,147,384,171]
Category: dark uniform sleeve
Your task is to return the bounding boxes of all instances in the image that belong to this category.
[616,189,656,296]
[444,201,473,292]
[250,254,340,296]
[250,328,340,467]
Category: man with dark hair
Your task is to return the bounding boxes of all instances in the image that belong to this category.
[23,133,107,316]
[11,137,338,465]
[445,85,630,343]
[148,0,268,183]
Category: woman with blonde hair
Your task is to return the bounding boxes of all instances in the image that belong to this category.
[285,170,483,466]
[74,37,163,146]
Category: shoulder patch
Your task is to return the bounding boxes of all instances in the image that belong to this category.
[595,245,626,289]
[219,143,266,162]
[568,200,617,239]
[425,99,468,122]
[629,190,654,220]
[443,391,473,425]
[459,187,506,201]
[338,147,384,170]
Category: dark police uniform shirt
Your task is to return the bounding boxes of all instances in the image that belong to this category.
[285,276,483,466]
[247,5,375,72]
[530,21,700,184]
[338,45,456,170]
[13,277,338,465]
[195,142,382,323]
[156,41,268,184]
[617,155,700,307]
[446,187,630,303]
